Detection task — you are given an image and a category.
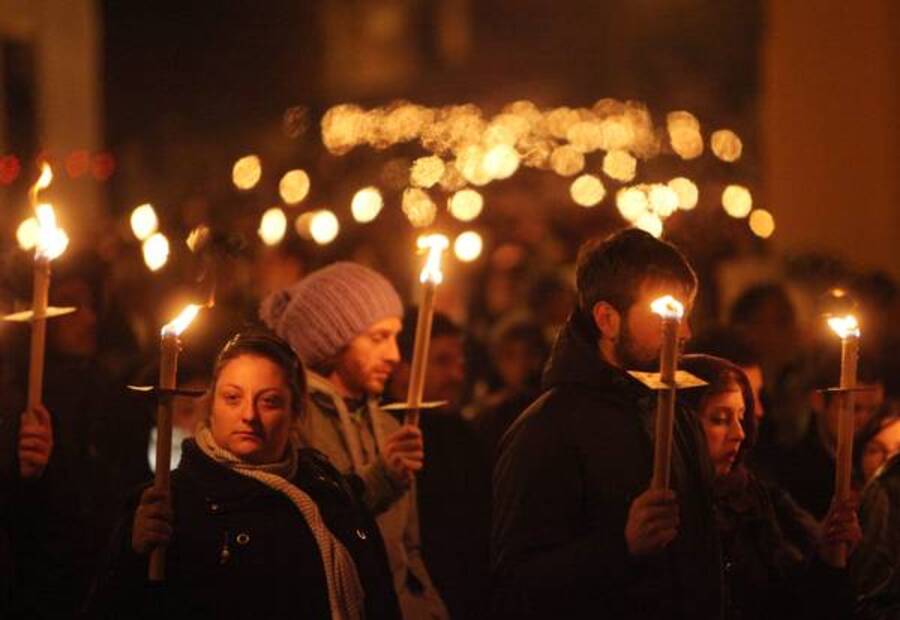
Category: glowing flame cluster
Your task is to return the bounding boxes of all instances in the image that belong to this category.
[130,204,159,241]
[161,304,201,337]
[615,180,696,238]
[19,164,69,260]
[827,315,860,339]
[650,295,685,320]
[417,234,450,284]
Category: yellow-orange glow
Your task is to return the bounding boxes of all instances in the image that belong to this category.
[417,234,450,284]
[455,145,491,186]
[570,174,606,207]
[258,208,287,246]
[722,185,753,218]
[161,304,201,337]
[667,111,703,160]
[448,189,483,221]
[34,162,53,194]
[310,210,339,245]
[142,233,170,271]
[648,184,679,217]
[16,217,40,251]
[668,177,699,210]
[351,187,384,223]
[294,212,315,240]
[635,212,663,238]
[402,188,437,227]
[232,155,262,190]
[35,204,69,260]
[710,129,743,163]
[550,145,585,177]
[410,156,446,188]
[454,231,483,262]
[828,315,860,340]
[650,295,685,320]
[482,144,520,180]
[749,209,775,238]
[617,187,648,222]
[130,204,159,241]
[602,149,637,182]
[279,169,311,205]
[186,225,211,252]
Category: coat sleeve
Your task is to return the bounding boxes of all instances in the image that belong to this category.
[358,458,408,516]
[402,481,449,619]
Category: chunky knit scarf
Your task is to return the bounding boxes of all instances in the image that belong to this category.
[195,424,365,620]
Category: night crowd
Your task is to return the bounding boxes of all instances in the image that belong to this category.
[2,228,900,619]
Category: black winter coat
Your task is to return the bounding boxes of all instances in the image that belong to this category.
[491,312,724,619]
[86,440,401,619]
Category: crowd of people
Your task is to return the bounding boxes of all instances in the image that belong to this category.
[1,228,900,619]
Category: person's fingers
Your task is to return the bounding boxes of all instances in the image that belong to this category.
[141,488,170,506]
[30,404,52,428]
[388,441,424,455]
[638,504,679,524]
[634,490,677,510]
[18,449,49,464]
[387,426,422,443]
[398,457,424,472]
[18,437,50,452]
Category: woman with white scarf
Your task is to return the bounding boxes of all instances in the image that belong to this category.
[86,330,400,619]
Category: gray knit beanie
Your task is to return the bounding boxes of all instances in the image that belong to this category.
[259,262,404,368]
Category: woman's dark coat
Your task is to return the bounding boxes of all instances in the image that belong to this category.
[86,439,401,619]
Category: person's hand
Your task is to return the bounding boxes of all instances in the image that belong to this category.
[382,425,424,486]
[19,405,53,479]
[818,498,862,566]
[625,488,679,556]
[132,487,173,555]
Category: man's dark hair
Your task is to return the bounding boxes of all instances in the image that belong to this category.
[688,326,762,368]
[398,309,462,362]
[729,283,796,327]
[575,228,697,315]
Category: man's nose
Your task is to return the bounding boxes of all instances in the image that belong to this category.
[384,337,401,364]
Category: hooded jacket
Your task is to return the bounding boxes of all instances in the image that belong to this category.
[491,312,724,619]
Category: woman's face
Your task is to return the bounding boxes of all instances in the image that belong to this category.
[861,419,900,483]
[210,354,294,464]
[698,389,746,477]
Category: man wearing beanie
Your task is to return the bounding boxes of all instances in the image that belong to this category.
[262,261,449,620]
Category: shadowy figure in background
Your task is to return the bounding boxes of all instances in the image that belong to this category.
[386,310,492,620]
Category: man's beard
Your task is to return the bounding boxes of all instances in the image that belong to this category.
[615,322,659,372]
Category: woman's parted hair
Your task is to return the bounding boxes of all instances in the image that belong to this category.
[210,328,307,417]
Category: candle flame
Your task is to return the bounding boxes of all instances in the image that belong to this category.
[828,315,860,339]
[650,295,684,320]
[161,304,201,337]
[35,203,69,260]
[417,234,449,285]
[33,163,53,196]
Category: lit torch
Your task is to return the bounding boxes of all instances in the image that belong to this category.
[150,303,201,581]
[650,295,684,490]
[404,234,449,426]
[825,313,860,567]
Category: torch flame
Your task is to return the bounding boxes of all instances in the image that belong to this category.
[828,315,860,339]
[32,163,53,198]
[417,234,449,285]
[650,295,685,320]
[161,304,201,337]
[34,203,69,260]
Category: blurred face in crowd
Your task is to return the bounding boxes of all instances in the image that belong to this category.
[698,386,747,477]
[740,365,765,420]
[49,277,98,358]
[820,381,885,441]
[495,338,544,392]
[210,354,294,464]
[425,334,466,408]
[602,279,694,371]
[331,317,402,398]
[861,418,900,482]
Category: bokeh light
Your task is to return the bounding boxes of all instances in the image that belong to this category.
[602,150,637,182]
[130,204,158,241]
[749,209,775,238]
[310,210,340,245]
[16,217,39,251]
[448,189,484,221]
[668,177,699,210]
[232,155,262,190]
[616,187,648,222]
[258,208,287,246]
[402,188,437,227]
[648,184,679,217]
[294,212,315,240]
[710,129,743,163]
[550,145,585,177]
[454,231,483,262]
[279,169,311,205]
[635,212,663,238]
[667,111,703,160]
[142,232,170,271]
[722,184,753,218]
[482,144,520,180]
[351,187,384,223]
[569,174,606,207]
[410,156,446,188]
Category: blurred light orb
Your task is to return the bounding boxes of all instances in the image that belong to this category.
[667,111,703,160]
[402,188,437,227]
[130,203,158,241]
[483,123,517,147]
[410,156,446,188]
[438,164,467,192]
[232,155,262,190]
[351,187,384,223]
[567,121,605,153]
[569,174,606,207]
[598,118,634,151]
[602,149,637,182]
[616,187,648,223]
[454,231,483,262]
[710,129,743,163]
[16,217,40,251]
[321,104,367,155]
[310,210,340,245]
[186,225,211,252]
[294,212,316,240]
[448,189,484,221]
[482,144,520,180]
[142,233,170,271]
[648,184,679,217]
[749,209,775,238]
[668,177,699,210]
[258,208,287,246]
[635,212,663,238]
[279,169,311,205]
[722,184,753,218]
[546,107,581,139]
[455,145,491,187]
[550,145,585,177]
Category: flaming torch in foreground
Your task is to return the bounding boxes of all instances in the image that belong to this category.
[825,313,860,567]
[4,164,73,423]
[402,234,449,427]
[649,295,684,490]
[149,304,201,580]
